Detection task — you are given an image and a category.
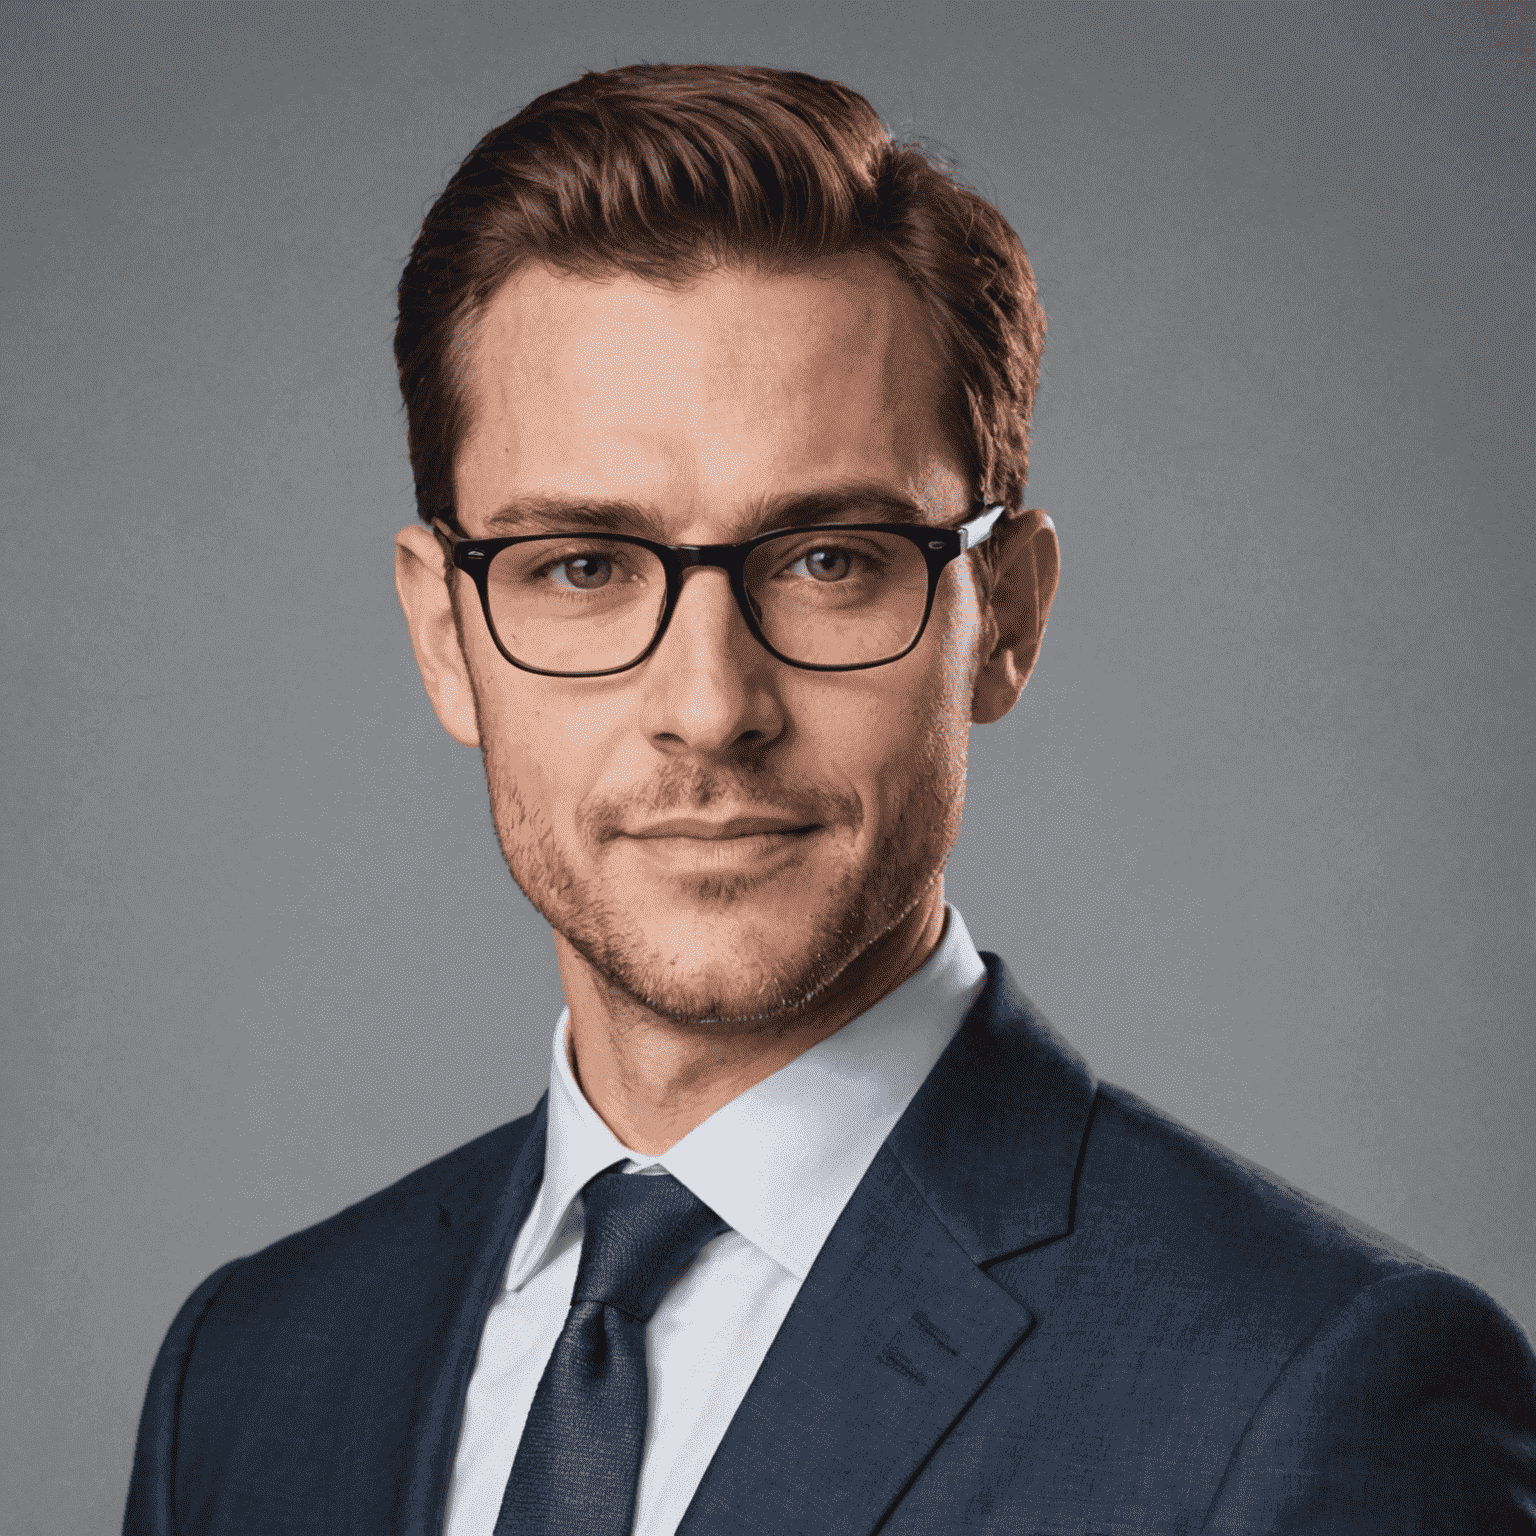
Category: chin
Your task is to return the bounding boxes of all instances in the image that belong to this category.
[560,884,878,1027]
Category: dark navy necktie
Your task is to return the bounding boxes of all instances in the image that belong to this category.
[493,1165,730,1536]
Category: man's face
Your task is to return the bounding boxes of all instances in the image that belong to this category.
[441,255,990,1025]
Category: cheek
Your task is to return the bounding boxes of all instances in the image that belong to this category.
[470,661,635,824]
[931,564,987,714]
[787,637,975,830]
[896,577,985,792]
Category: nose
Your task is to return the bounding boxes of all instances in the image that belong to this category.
[637,566,786,757]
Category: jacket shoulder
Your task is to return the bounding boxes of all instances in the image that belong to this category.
[1087,1080,1433,1277]
[207,1103,544,1299]
[978,1075,1488,1402]
[965,1073,1535,1528]
[125,1106,548,1533]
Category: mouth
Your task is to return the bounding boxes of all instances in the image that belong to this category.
[619,814,823,874]
[627,815,819,840]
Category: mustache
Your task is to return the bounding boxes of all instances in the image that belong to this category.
[578,761,861,842]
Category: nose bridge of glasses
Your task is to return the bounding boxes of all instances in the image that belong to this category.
[660,547,765,653]
[673,543,743,572]
[671,547,749,611]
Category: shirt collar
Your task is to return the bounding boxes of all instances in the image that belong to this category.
[505,906,986,1291]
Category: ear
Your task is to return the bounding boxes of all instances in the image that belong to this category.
[395,524,481,748]
[971,508,1060,725]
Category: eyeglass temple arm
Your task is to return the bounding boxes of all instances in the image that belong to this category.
[428,517,465,577]
[961,504,1007,551]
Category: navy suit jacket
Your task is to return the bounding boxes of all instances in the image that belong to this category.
[126,957,1536,1533]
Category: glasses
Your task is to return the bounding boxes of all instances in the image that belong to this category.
[433,504,1005,678]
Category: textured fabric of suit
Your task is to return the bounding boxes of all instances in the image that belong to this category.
[124,956,1536,1535]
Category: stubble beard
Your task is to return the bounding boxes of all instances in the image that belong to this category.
[477,736,966,1028]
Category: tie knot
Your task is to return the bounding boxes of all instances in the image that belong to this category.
[572,1167,729,1322]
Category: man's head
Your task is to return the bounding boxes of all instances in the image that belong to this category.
[394,65,1057,1029]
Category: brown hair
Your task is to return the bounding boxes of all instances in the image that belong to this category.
[395,63,1045,538]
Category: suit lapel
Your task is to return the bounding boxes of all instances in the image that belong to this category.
[886,956,1098,1266]
[678,956,1098,1536]
[676,1143,1033,1536]
[395,1096,549,1536]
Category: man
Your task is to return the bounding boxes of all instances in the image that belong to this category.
[125,63,1535,1535]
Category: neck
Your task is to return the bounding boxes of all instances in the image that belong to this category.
[556,884,948,1155]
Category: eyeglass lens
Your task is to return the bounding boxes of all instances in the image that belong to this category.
[482,529,933,673]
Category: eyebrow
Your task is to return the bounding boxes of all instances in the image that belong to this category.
[482,496,666,539]
[479,482,937,542]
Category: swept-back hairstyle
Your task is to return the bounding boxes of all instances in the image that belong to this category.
[395,64,1045,539]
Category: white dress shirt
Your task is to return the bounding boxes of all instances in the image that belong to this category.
[443,907,987,1536]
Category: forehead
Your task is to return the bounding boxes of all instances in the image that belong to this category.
[454,255,966,540]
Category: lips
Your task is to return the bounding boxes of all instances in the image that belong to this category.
[627,815,817,840]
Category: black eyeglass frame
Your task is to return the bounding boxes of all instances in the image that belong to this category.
[432,503,1007,678]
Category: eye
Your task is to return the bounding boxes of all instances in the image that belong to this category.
[550,553,612,590]
[793,546,855,583]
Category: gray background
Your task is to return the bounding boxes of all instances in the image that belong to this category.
[4,1,1532,1529]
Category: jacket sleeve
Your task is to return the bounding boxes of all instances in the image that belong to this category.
[122,1260,245,1536]
[1201,1267,1536,1534]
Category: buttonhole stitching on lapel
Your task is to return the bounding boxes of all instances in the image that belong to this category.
[877,1342,927,1386]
